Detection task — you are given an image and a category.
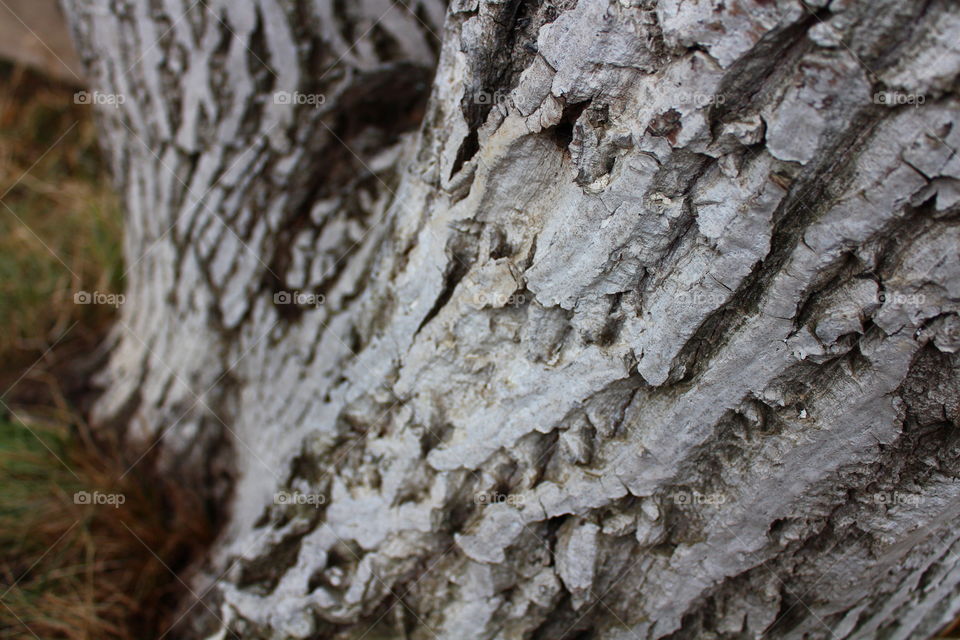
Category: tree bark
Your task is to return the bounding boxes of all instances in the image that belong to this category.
[61,0,960,638]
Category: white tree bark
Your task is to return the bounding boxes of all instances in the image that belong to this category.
[61,0,960,638]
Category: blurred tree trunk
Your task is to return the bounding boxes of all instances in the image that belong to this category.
[61,1,960,638]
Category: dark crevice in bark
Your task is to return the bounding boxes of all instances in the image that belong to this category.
[667,103,891,389]
[236,528,313,594]
[414,233,478,335]
[656,343,960,639]
[450,0,579,178]
[370,23,404,62]
[839,0,938,79]
[414,2,444,60]
[262,64,432,324]
[710,9,822,129]
[336,64,434,142]
[331,0,355,45]
[246,7,277,97]
[546,98,591,151]
[287,2,328,78]
[450,127,479,178]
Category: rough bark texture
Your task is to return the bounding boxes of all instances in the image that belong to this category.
[61,0,960,638]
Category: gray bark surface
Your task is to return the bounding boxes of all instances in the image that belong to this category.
[61,0,960,638]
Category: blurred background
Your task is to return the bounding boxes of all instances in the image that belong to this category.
[0,0,82,84]
[0,2,214,639]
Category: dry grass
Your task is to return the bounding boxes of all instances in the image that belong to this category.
[0,62,216,640]
[0,413,215,640]
[0,61,122,390]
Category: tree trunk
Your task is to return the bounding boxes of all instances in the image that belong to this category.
[60,0,960,638]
